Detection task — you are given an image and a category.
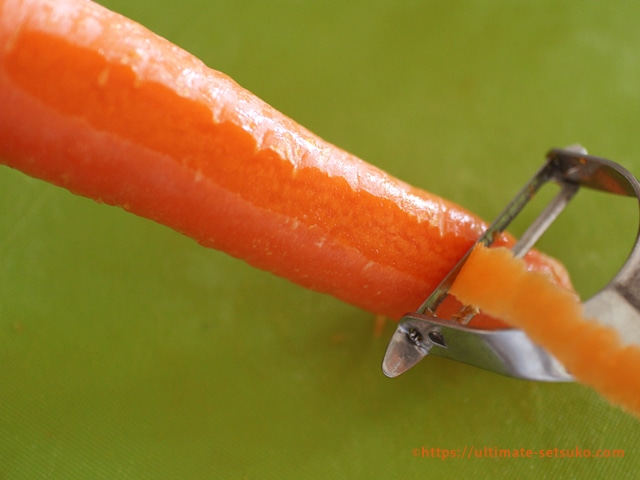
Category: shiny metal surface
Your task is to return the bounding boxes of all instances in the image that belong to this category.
[383,147,640,381]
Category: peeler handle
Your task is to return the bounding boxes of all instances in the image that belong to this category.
[549,148,640,345]
[584,244,640,345]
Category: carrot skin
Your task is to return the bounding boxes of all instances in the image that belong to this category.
[450,245,640,417]
[0,0,569,323]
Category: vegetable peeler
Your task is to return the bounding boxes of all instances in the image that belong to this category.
[382,146,640,381]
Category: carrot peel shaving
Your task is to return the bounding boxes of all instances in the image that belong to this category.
[450,245,640,418]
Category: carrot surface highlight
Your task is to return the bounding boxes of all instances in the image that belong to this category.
[450,245,640,417]
[0,0,570,325]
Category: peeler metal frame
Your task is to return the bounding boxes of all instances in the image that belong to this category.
[382,146,640,381]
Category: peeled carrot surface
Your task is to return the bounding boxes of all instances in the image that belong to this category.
[450,245,640,417]
[0,0,569,326]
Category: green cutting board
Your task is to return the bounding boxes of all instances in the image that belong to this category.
[2,1,639,478]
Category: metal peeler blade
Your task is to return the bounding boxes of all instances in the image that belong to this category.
[382,146,640,381]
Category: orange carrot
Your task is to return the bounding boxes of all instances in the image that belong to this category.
[0,0,569,324]
[450,244,640,417]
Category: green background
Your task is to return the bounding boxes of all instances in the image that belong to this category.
[2,0,639,478]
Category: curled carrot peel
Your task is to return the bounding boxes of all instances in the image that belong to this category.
[0,0,569,324]
[450,245,640,417]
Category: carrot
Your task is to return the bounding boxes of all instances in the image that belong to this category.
[0,0,569,324]
[450,244,640,417]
